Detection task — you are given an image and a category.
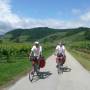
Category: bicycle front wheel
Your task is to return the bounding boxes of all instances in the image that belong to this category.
[29,71,34,82]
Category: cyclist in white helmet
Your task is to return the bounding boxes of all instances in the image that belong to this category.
[55,42,66,67]
[29,41,42,58]
[29,41,42,72]
[55,42,65,57]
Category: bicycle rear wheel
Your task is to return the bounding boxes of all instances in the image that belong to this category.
[57,64,63,74]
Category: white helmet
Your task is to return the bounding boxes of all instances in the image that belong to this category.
[34,41,39,44]
[59,42,62,45]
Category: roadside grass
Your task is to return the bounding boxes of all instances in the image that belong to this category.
[0,57,31,86]
[67,49,90,71]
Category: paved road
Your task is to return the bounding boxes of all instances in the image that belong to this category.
[4,51,90,90]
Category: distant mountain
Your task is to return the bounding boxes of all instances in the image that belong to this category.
[2,27,90,43]
[3,27,61,42]
[0,34,3,38]
[40,27,90,44]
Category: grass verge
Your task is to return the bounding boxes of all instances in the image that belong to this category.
[67,48,90,71]
[0,57,31,87]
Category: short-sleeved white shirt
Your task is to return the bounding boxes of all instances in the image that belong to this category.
[56,45,65,55]
[31,45,42,56]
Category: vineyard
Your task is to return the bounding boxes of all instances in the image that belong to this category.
[0,42,55,62]
[0,43,32,63]
[68,41,90,54]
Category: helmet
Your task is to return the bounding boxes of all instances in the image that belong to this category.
[59,42,63,46]
[34,41,39,44]
[59,42,62,45]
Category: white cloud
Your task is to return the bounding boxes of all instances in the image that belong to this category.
[0,0,90,35]
[80,11,90,22]
[0,0,27,31]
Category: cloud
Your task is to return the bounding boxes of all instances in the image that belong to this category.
[80,11,90,22]
[0,0,26,32]
[0,0,90,35]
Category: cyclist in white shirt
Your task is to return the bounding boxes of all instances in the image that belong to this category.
[29,41,42,58]
[55,42,65,56]
[30,41,42,58]
[29,41,42,73]
[55,42,66,65]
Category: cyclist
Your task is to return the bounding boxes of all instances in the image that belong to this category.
[29,41,42,73]
[55,42,66,67]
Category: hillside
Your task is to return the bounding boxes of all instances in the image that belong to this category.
[3,27,61,42]
[1,27,90,43]
[40,27,90,44]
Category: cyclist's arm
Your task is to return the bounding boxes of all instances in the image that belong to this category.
[40,46,42,56]
[29,46,35,59]
[62,45,65,55]
[29,51,32,57]
[55,45,59,55]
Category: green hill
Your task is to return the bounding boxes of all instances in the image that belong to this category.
[3,27,61,42]
[2,27,90,43]
[40,27,90,44]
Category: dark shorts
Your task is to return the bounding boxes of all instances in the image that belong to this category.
[56,54,66,65]
[30,56,39,64]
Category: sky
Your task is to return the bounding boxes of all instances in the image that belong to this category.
[0,0,90,34]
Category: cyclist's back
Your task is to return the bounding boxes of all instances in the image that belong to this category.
[55,44,65,56]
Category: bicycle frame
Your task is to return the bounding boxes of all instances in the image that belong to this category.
[56,53,64,74]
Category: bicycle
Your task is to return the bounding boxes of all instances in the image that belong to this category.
[29,56,45,82]
[56,53,65,74]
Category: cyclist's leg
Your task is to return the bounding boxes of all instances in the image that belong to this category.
[31,56,37,74]
[31,60,35,75]
[62,55,66,65]
[56,59,60,68]
[33,56,37,72]
[32,56,40,74]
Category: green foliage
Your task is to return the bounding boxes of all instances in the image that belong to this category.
[68,41,90,54]
[0,58,31,86]
[0,43,31,62]
[3,27,61,42]
[65,29,82,37]
[0,42,55,63]
[67,49,90,71]
[85,30,90,40]
[2,27,90,43]
[0,39,3,43]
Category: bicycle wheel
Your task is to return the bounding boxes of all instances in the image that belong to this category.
[60,65,63,74]
[29,71,34,82]
[58,64,63,74]
[57,64,60,74]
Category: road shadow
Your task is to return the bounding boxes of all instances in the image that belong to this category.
[62,66,72,72]
[29,71,52,83]
[38,71,52,79]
